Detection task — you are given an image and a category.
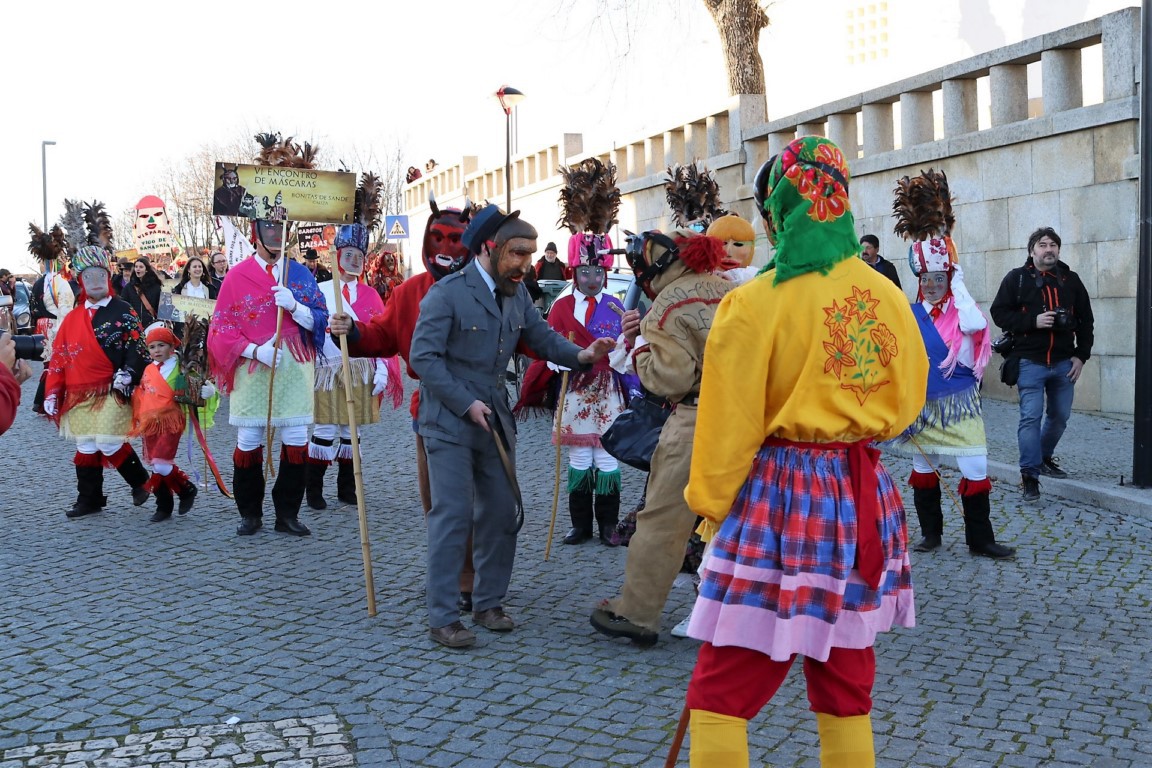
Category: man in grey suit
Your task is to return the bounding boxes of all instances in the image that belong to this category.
[341,205,612,648]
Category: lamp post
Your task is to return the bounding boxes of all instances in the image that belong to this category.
[41,140,56,230]
[495,86,525,212]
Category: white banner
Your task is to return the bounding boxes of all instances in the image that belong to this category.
[215,216,255,267]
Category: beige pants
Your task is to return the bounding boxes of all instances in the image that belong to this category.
[606,405,697,631]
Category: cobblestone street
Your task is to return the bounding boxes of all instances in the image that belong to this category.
[1,371,1150,767]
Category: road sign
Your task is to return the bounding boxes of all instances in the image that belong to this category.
[385,215,410,239]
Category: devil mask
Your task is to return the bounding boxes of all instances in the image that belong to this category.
[422,196,473,280]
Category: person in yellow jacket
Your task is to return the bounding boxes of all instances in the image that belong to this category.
[681,137,929,768]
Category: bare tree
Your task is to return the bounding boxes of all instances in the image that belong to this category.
[702,0,771,95]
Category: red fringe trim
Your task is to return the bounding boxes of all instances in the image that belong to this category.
[73,451,103,468]
[282,444,308,465]
[103,444,132,469]
[908,470,939,489]
[306,456,331,466]
[144,473,164,493]
[233,446,263,468]
[958,477,992,497]
[130,408,186,439]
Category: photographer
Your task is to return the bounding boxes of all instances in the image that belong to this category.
[990,227,1094,502]
[0,331,35,435]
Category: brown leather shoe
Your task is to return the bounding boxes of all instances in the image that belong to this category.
[429,621,476,648]
[472,607,515,632]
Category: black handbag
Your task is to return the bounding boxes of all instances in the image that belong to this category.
[999,356,1021,386]
[601,393,673,472]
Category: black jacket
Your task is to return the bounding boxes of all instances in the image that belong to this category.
[870,255,902,290]
[989,260,1094,365]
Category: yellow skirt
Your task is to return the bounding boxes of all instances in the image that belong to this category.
[314,377,381,426]
[228,356,315,428]
[60,396,132,444]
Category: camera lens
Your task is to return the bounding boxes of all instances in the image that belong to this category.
[12,334,45,361]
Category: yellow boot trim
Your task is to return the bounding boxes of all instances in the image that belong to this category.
[689,709,749,768]
[816,713,875,768]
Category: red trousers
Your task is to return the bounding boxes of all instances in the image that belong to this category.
[686,642,875,719]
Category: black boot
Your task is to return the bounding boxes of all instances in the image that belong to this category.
[563,490,595,544]
[112,446,151,506]
[305,460,330,510]
[911,485,944,552]
[336,458,358,505]
[68,462,106,518]
[165,467,198,515]
[233,447,265,535]
[271,445,311,536]
[151,484,174,522]
[595,491,621,547]
[963,490,1016,559]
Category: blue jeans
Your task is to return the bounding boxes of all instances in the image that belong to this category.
[1016,358,1076,477]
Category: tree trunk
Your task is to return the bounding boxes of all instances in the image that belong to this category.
[702,0,770,95]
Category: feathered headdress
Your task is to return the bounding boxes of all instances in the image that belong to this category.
[557,157,619,235]
[334,172,383,254]
[58,199,87,256]
[253,132,319,170]
[27,223,66,264]
[665,162,727,229]
[892,168,957,275]
[83,200,114,248]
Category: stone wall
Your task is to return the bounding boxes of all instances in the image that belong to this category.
[404,7,1141,415]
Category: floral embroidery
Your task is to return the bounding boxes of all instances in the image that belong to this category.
[821,285,898,404]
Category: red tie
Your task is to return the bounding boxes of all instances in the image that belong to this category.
[342,284,352,306]
[88,306,97,321]
[584,296,596,326]
[266,263,275,280]
[929,302,944,320]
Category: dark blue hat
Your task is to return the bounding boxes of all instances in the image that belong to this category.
[462,206,520,255]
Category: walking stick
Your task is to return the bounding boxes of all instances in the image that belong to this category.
[665,703,690,767]
[332,276,377,617]
[264,219,289,479]
[544,331,574,562]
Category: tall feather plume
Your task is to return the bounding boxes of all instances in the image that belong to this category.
[27,223,64,263]
[253,132,319,170]
[665,162,728,228]
[557,157,620,234]
[355,172,384,230]
[83,200,114,248]
[892,168,954,241]
[179,314,210,402]
[58,199,87,255]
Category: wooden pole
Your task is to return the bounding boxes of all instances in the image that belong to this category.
[544,331,574,562]
[664,703,690,767]
[331,273,377,617]
[264,219,289,479]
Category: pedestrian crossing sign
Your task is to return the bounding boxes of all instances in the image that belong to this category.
[385,215,410,239]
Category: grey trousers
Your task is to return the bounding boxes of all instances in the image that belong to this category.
[423,435,518,628]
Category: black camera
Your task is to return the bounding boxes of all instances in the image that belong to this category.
[1051,307,1075,330]
[990,332,1015,355]
[13,334,45,361]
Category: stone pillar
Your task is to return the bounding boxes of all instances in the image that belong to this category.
[827,113,859,158]
[707,112,729,156]
[862,102,894,156]
[767,130,795,157]
[942,79,978,137]
[797,121,826,138]
[626,142,643,180]
[731,94,767,153]
[645,136,664,177]
[900,91,934,147]
[989,64,1028,126]
[664,129,685,167]
[562,134,583,162]
[684,122,706,160]
[1102,8,1140,101]
[1042,48,1083,114]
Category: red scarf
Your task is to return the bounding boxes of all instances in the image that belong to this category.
[44,306,116,425]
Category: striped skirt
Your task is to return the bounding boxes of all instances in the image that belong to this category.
[688,441,915,662]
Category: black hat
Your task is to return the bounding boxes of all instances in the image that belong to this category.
[462,206,520,255]
[304,248,319,260]
[545,242,558,253]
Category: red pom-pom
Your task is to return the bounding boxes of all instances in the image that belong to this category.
[677,235,725,274]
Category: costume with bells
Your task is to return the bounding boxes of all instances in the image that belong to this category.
[681,137,928,768]
[342,194,477,610]
[884,170,1016,560]
[130,324,220,521]
[207,132,328,537]
[307,173,403,510]
[515,159,636,546]
[43,221,153,519]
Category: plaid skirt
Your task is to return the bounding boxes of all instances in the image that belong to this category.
[688,441,915,662]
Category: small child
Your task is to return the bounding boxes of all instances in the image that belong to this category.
[130,324,218,522]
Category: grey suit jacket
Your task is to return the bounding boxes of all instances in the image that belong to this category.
[410,261,586,450]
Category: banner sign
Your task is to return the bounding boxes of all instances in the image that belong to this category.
[211,162,356,224]
[133,195,179,260]
[158,291,217,323]
[214,216,256,267]
[297,224,336,256]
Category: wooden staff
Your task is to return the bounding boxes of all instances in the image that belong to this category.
[664,703,690,767]
[331,270,377,617]
[264,219,289,479]
[544,331,575,562]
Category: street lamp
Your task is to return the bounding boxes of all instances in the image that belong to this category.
[495,86,525,212]
[41,140,56,230]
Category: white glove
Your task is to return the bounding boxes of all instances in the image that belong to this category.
[254,340,282,369]
[112,369,133,396]
[371,363,389,396]
[271,285,297,312]
[43,394,57,416]
[546,361,571,373]
[200,382,217,400]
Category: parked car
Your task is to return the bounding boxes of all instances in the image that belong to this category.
[12,279,33,334]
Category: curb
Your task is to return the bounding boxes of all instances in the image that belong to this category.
[987,459,1152,515]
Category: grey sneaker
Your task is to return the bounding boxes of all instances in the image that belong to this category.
[1022,475,1041,502]
[1039,457,1068,479]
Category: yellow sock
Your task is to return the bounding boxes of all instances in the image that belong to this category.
[816,713,875,768]
[689,709,749,768]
